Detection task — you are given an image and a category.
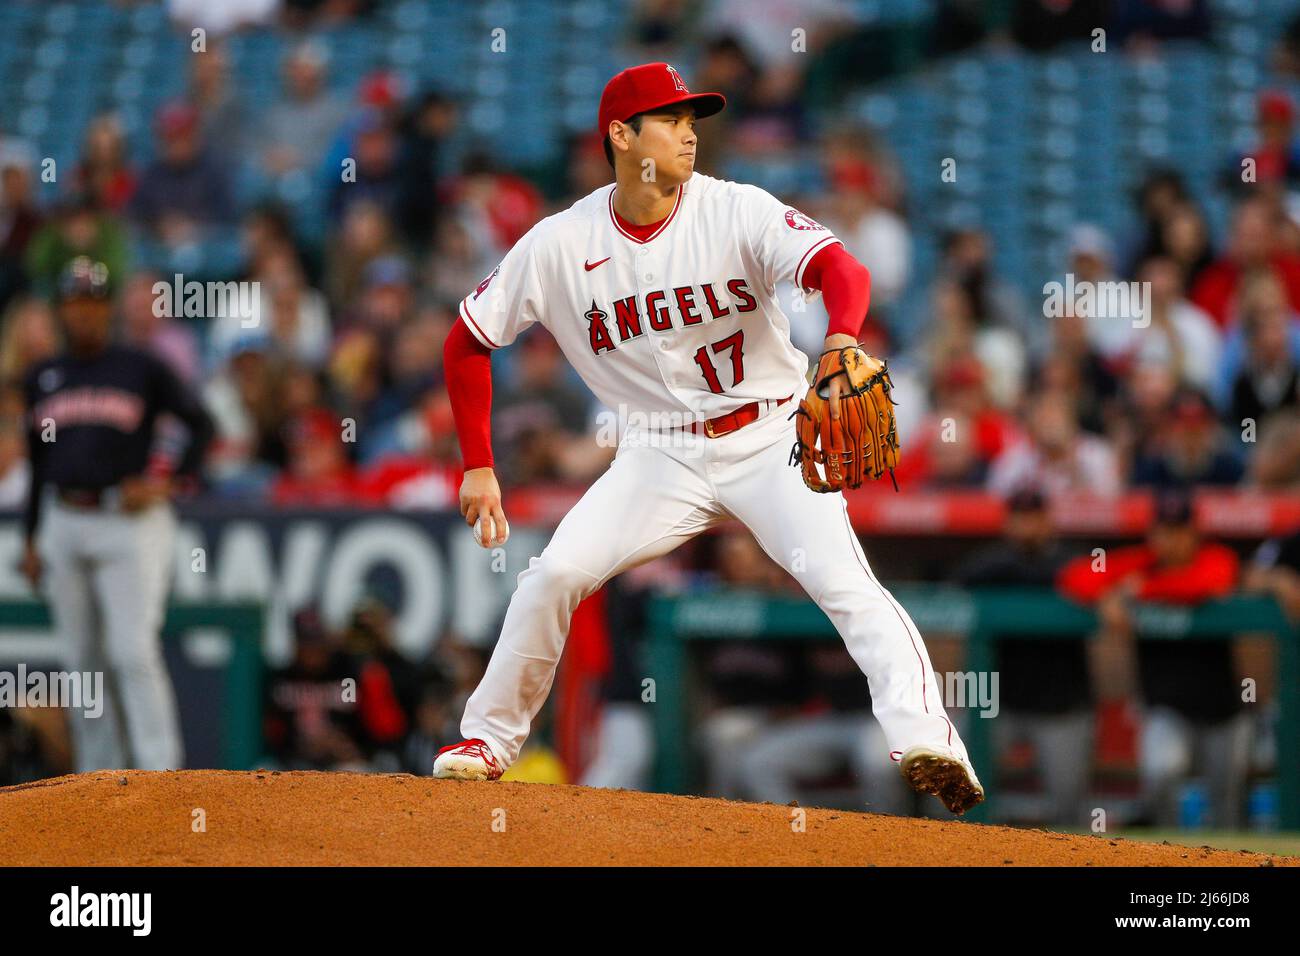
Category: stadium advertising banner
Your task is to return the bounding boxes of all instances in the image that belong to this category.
[0,507,549,664]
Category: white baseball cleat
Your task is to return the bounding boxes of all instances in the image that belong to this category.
[899,745,985,815]
[433,738,504,781]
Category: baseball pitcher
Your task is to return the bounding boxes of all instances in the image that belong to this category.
[434,63,983,814]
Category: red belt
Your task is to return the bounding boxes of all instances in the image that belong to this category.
[679,395,793,438]
[57,487,110,508]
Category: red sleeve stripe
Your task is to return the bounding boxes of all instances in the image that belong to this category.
[459,299,501,349]
[795,236,842,292]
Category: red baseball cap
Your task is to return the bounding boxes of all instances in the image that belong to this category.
[1259,89,1294,124]
[288,407,340,448]
[155,100,199,139]
[597,62,726,138]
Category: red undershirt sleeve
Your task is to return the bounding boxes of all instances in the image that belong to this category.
[443,319,495,471]
[801,242,871,340]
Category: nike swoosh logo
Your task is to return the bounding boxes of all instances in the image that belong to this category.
[584,257,611,272]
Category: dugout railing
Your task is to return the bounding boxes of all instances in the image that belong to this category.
[645,586,1300,827]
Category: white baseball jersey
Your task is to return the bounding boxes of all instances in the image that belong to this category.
[458,172,842,422]
[450,175,975,787]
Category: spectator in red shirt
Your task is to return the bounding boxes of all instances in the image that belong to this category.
[1226,90,1300,194]
[358,385,464,509]
[270,407,368,507]
[342,596,423,770]
[445,152,545,255]
[1190,197,1300,330]
[1056,489,1251,828]
[1058,491,1238,605]
[894,356,1021,488]
[72,114,136,214]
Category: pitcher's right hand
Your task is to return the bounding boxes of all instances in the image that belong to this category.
[460,466,509,548]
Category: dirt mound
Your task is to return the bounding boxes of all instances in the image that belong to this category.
[0,770,1292,866]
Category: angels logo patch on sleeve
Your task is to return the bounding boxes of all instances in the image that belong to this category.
[472,266,500,301]
[742,185,841,292]
[784,208,827,231]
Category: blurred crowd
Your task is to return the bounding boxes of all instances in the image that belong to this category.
[0,26,601,513]
[262,598,466,775]
[0,10,1297,514]
[2,0,1299,827]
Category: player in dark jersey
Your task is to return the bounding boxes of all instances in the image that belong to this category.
[20,257,215,770]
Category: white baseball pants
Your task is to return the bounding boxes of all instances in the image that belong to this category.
[37,496,183,771]
[462,397,967,771]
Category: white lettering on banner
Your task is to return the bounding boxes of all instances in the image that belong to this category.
[319,519,446,658]
[0,513,522,664]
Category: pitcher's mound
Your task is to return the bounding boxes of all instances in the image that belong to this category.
[0,770,1291,867]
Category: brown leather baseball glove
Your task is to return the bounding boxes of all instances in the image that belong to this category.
[789,345,900,493]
